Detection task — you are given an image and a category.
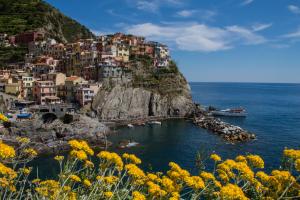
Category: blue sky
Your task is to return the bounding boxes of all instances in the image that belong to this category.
[45,0,300,83]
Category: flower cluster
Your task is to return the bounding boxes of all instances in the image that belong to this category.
[0,139,299,200]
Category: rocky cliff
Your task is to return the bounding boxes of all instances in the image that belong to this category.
[92,59,195,121]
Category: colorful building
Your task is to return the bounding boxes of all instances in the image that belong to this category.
[33,81,58,105]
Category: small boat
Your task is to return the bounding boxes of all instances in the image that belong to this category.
[211,108,247,117]
[127,124,134,128]
[17,113,32,119]
[148,121,162,125]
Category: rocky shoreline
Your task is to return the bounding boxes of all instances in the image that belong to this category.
[0,115,111,155]
[193,115,256,142]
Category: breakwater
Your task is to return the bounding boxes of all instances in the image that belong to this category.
[193,115,256,142]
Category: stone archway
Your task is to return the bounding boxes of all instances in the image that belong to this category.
[42,113,57,124]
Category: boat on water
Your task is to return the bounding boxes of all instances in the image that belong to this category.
[127,124,134,128]
[148,121,162,125]
[211,108,247,117]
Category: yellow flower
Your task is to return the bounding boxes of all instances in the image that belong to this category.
[147,181,167,197]
[147,173,159,181]
[184,176,205,190]
[62,186,71,192]
[68,140,94,156]
[220,184,249,200]
[83,179,92,187]
[246,154,264,168]
[256,171,269,183]
[283,148,300,160]
[16,137,30,144]
[210,154,221,162]
[68,192,77,200]
[69,174,81,182]
[200,172,215,181]
[70,150,87,161]
[123,153,142,164]
[84,160,94,168]
[295,159,300,171]
[97,175,119,184]
[235,155,247,163]
[0,162,17,179]
[54,155,64,162]
[125,164,146,181]
[104,191,113,198]
[21,167,32,175]
[23,148,38,157]
[97,151,124,170]
[0,140,16,160]
[132,191,146,200]
[35,180,60,199]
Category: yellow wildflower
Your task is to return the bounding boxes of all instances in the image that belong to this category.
[125,164,146,180]
[68,140,94,156]
[104,191,113,198]
[295,159,300,171]
[54,155,64,162]
[35,180,60,200]
[70,150,87,161]
[256,171,269,183]
[83,179,92,187]
[246,154,264,168]
[235,155,247,163]
[84,160,94,168]
[147,181,167,197]
[0,140,16,160]
[68,192,77,200]
[132,191,146,200]
[97,175,119,184]
[0,162,17,179]
[16,137,30,144]
[220,183,249,200]
[147,173,159,181]
[123,153,142,164]
[184,176,205,190]
[210,153,221,162]
[23,148,38,157]
[283,148,300,160]
[200,172,215,181]
[69,174,81,182]
[97,151,124,170]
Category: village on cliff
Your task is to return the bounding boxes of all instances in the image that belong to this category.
[0,31,171,118]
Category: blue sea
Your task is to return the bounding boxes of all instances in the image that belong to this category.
[33,82,300,177]
[108,82,300,173]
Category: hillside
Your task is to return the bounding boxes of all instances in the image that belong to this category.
[0,0,95,42]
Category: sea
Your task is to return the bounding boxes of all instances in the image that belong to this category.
[33,82,300,177]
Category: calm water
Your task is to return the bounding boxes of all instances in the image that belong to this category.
[108,82,300,173]
[33,82,300,177]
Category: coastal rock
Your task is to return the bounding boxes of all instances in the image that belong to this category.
[193,115,256,142]
[92,85,195,121]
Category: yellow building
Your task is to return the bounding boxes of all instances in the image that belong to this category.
[5,82,21,97]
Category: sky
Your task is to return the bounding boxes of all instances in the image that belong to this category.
[45,0,300,83]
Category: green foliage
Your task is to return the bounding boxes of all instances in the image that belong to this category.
[0,0,94,42]
[0,46,27,66]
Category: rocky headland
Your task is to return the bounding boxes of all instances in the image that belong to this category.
[0,114,110,155]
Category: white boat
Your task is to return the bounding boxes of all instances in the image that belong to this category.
[127,124,134,128]
[148,121,162,125]
[211,108,247,117]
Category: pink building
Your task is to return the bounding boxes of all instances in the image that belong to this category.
[75,84,100,106]
[33,81,60,105]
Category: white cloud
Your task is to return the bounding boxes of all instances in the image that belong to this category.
[177,10,197,17]
[282,28,300,38]
[251,23,272,32]
[176,9,217,21]
[125,22,266,52]
[288,5,300,14]
[132,0,184,12]
[136,1,159,12]
[241,0,254,6]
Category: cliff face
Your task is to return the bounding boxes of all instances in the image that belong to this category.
[92,85,194,120]
[92,61,195,121]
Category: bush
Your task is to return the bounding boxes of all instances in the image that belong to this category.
[0,139,300,199]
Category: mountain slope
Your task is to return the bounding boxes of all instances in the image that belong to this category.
[0,0,94,42]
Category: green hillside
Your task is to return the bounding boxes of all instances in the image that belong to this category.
[0,0,95,42]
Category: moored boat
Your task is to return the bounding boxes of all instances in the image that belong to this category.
[211,108,247,117]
